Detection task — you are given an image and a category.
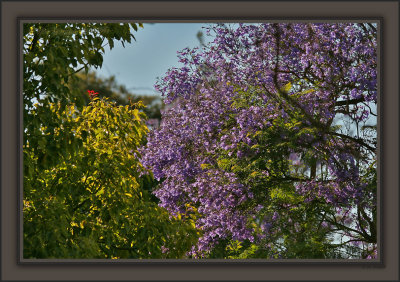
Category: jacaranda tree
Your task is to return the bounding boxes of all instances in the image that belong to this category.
[141,23,377,259]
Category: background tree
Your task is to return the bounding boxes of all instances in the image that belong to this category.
[67,71,163,120]
[141,23,377,259]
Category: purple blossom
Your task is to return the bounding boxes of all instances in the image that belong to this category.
[141,23,377,258]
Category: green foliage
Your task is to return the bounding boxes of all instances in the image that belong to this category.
[23,23,141,109]
[203,86,339,259]
[24,98,198,258]
[23,23,143,192]
[23,23,199,259]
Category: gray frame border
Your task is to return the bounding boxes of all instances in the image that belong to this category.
[2,1,399,281]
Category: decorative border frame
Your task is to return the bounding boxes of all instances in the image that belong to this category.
[2,1,399,281]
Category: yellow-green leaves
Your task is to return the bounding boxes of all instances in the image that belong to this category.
[24,97,198,259]
[280,82,292,94]
[200,163,212,170]
[217,158,232,171]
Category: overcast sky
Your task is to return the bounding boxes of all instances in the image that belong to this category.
[93,23,213,96]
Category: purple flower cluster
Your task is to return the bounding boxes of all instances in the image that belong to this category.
[141,23,377,257]
[295,152,367,205]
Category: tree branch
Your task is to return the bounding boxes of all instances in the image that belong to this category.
[334,98,365,107]
[328,131,376,152]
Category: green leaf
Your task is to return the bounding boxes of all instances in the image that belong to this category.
[280,82,292,94]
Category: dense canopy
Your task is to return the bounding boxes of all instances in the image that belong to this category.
[141,23,377,258]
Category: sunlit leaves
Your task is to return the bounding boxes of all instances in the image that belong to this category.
[24,97,198,259]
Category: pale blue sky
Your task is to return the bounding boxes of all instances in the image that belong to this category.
[94,23,213,96]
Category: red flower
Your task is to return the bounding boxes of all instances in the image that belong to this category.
[87,90,99,99]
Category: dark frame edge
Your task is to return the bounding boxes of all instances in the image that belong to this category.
[16,17,22,267]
